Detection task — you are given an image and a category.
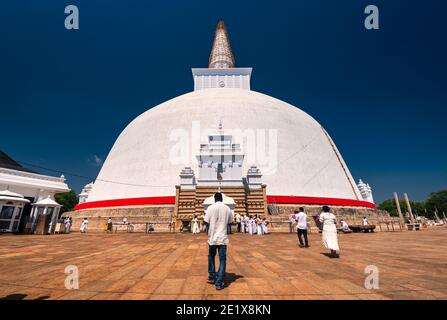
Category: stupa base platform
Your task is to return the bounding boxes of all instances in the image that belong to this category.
[67,204,399,233]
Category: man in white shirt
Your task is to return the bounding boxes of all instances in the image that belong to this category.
[235,213,241,232]
[204,192,233,290]
[295,207,309,248]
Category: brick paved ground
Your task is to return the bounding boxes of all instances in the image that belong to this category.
[0,227,446,300]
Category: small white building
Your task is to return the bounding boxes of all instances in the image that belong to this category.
[0,150,69,232]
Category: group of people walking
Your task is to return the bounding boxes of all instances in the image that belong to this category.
[203,193,343,290]
[62,216,88,233]
[291,206,340,257]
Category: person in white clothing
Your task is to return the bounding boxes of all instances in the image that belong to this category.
[289,213,297,231]
[204,193,233,290]
[256,215,263,235]
[248,216,254,235]
[262,218,269,234]
[340,220,350,232]
[192,215,200,234]
[65,217,71,233]
[80,218,89,233]
[295,208,309,248]
[107,217,113,233]
[235,213,242,232]
[319,206,340,257]
[362,217,369,226]
[240,214,245,233]
[244,215,249,233]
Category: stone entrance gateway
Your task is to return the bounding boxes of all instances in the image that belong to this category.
[174,185,267,226]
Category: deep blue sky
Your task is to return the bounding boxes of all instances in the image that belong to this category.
[1,0,446,203]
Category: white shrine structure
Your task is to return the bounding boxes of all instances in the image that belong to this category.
[78,182,94,204]
[195,123,244,188]
[357,179,374,204]
[0,150,69,233]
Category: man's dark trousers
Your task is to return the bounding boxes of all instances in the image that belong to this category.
[208,245,227,287]
[297,228,309,247]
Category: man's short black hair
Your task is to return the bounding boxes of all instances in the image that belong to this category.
[299,207,304,212]
[214,192,223,202]
[322,205,330,213]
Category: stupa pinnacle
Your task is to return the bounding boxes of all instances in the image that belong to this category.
[208,21,235,68]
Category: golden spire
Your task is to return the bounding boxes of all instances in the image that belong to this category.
[208,21,235,68]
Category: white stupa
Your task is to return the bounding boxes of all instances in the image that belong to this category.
[77,21,374,211]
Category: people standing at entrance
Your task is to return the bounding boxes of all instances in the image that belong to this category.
[80,218,89,233]
[295,207,309,248]
[192,215,200,234]
[107,217,113,233]
[235,213,241,232]
[248,215,254,235]
[240,214,245,233]
[262,218,269,234]
[204,192,233,290]
[319,206,340,257]
[256,216,263,235]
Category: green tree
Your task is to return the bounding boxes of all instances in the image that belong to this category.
[425,190,447,220]
[378,199,405,216]
[55,189,79,215]
[411,201,427,218]
[378,198,426,217]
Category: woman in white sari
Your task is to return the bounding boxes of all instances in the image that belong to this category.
[256,216,263,235]
[191,215,200,234]
[80,218,89,233]
[319,206,340,257]
[65,217,71,233]
[240,214,245,233]
[248,216,254,235]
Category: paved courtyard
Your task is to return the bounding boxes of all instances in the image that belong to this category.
[0,228,446,300]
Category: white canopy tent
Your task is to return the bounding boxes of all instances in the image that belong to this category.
[203,193,236,210]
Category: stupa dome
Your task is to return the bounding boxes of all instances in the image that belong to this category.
[76,21,374,211]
